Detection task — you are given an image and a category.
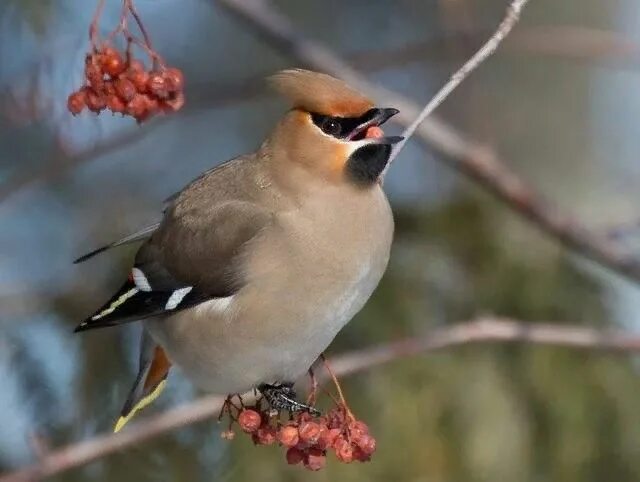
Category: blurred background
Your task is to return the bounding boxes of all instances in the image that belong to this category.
[2,0,640,480]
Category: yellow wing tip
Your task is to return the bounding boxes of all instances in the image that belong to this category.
[113,379,168,433]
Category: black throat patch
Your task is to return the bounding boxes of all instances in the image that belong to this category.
[345,143,392,186]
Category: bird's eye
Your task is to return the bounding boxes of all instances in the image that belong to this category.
[321,118,342,137]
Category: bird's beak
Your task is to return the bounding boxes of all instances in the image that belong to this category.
[346,107,403,145]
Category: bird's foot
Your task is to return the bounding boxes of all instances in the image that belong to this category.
[258,382,320,416]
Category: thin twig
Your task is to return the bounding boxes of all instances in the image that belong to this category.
[3,317,640,482]
[389,0,529,164]
[126,0,154,53]
[216,0,640,286]
[89,0,106,48]
[4,24,640,206]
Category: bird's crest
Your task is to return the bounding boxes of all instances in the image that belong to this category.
[268,69,374,117]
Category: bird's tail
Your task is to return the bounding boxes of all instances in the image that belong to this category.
[114,330,171,433]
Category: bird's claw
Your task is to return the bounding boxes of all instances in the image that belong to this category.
[258,383,320,416]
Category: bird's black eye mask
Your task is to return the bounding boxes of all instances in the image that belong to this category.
[310,108,381,141]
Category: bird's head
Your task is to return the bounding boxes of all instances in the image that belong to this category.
[267,69,402,187]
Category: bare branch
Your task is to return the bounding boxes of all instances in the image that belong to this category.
[389,0,530,164]
[3,316,640,482]
[4,23,640,205]
[216,0,640,286]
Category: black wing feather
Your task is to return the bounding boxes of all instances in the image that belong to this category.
[74,278,214,332]
[74,223,160,264]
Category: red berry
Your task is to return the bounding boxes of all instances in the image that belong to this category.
[103,80,116,96]
[85,88,106,113]
[142,94,160,114]
[252,425,276,445]
[101,50,125,77]
[106,94,126,114]
[147,73,169,99]
[303,448,326,471]
[356,434,376,456]
[162,67,184,93]
[277,425,299,447]
[350,420,369,435]
[128,59,145,72]
[126,94,147,119]
[285,447,305,465]
[334,438,354,463]
[160,92,185,113]
[298,421,321,445]
[85,61,104,90]
[353,446,371,462]
[237,409,261,433]
[114,78,136,102]
[320,428,341,449]
[67,91,86,115]
[128,69,149,93]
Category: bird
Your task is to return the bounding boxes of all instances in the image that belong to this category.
[74,68,402,432]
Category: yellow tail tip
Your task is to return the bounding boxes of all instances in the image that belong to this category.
[113,379,167,433]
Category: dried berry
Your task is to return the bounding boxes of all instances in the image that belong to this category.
[285,447,305,465]
[103,80,116,96]
[141,94,160,115]
[353,446,371,462]
[298,421,322,445]
[114,77,136,102]
[237,409,261,433]
[304,448,326,471]
[356,433,376,456]
[163,67,184,93]
[128,59,145,73]
[85,88,106,113]
[128,69,149,93]
[67,91,86,115]
[350,420,369,436]
[85,62,104,90]
[253,425,276,445]
[147,72,169,99]
[220,429,235,440]
[125,94,147,119]
[106,94,126,114]
[334,438,354,463]
[320,428,341,449]
[101,48,125,77]
[277,425,299,447]
[161,92,185,113]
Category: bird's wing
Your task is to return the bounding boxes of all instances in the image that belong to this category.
[75,159,246,264]
[73,223,160,264]
[75,199,274,331]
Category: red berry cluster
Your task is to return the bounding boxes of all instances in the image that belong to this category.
[234,407,376,471]
[67,45,184,123]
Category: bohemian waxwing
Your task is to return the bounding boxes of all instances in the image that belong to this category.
[74,68,402,431]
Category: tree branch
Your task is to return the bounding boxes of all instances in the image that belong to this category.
[389,0,529,164]
[3,316,640,482]
[3,23,638,205]
[216,0,640,286]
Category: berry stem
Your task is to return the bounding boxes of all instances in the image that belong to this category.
[89,0,106,48]
[306,367,318,406]
[320,354,355,422]
[126,0,154,54]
